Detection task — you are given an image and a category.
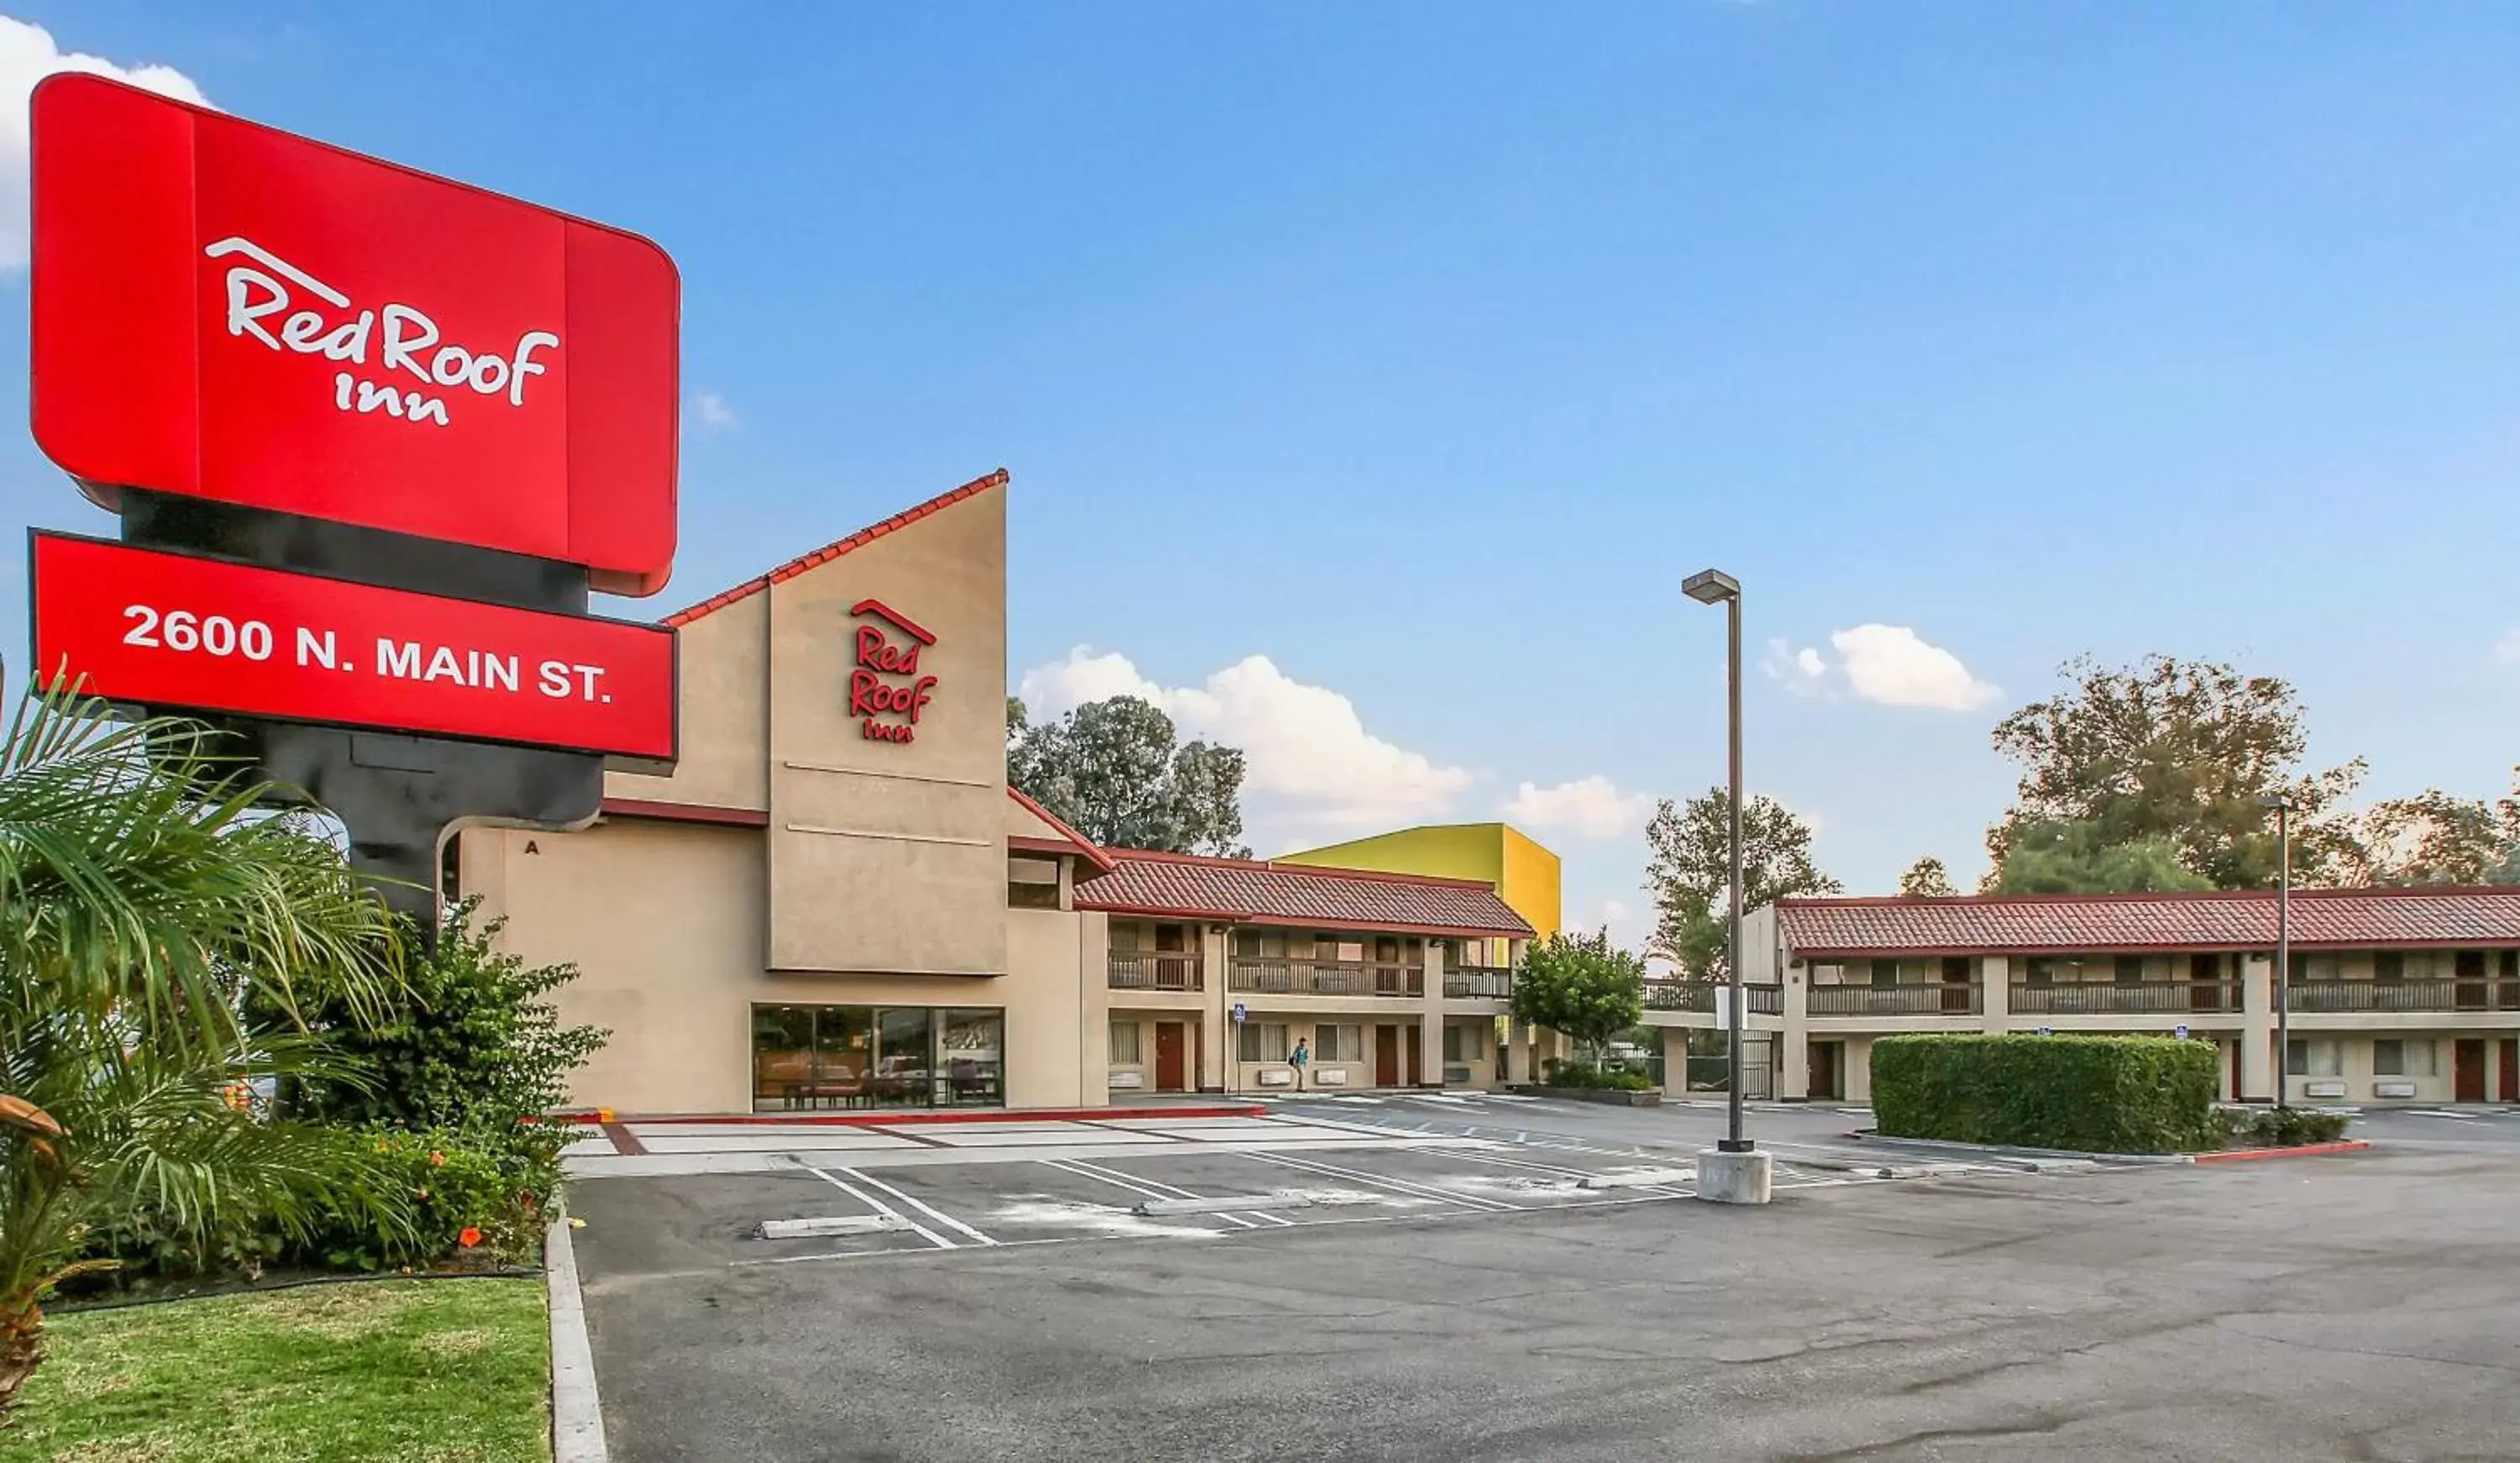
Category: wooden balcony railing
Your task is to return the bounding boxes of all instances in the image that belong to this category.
[2012,982,2236,1015]
[1644,983,1784,1015]
[1444,967,1515,999]
[2286,979,2520,1014]
[1229,959,1421,998]
[1108,951,1204,992]
[1809,984,1980,1016]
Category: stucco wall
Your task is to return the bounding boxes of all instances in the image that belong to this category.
[764,485,1010,974]
[604,590,770,813]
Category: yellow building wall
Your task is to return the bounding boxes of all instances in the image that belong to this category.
[1275,823,1560,941]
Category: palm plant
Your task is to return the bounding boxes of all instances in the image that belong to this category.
[0,690,407,1412]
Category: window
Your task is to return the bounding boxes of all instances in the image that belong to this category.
[1109,1021,1142,1067]
[1237,1022,1289,1063]
[1008,879,1061,910]
[2113,955,2145,987]
[2376,951,2406,982]
[2024,957,2055,987]
[2286,1039,2341,1078]
[1442,1023,1486,1062]
[753,1004,1002,1111]
[2376,1039,2437,1078]
[1317,936,1365,963]
[1870,958,1900,988]
[1312,1025,1359,1062]
[2502,951,2519,979]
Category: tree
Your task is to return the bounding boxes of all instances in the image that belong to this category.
[2349,779,2520,886]
[1897,857,1957,898]
[0,695,405,1409]
[1509,930,1646,1067]
[289,898,606,1174]
[1645,789,1840,979]
[1008,695,1250,856]
[1988,818,2214,894]
[1987,654,2366,889]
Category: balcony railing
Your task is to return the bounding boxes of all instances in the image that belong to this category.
[1644,982,1784,1015]
[2286,979,2520,1014]
[1108,951,1204,992]
[2012,982,2236,1015]
[1809,984,1980,1016]
[1229,959,1422,998]
[1444,967,1515,999]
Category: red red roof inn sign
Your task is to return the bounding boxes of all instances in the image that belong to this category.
[24,73,680,908]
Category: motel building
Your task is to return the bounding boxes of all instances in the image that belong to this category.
[456,470,1561,1115]
[1635,888,2520,1106]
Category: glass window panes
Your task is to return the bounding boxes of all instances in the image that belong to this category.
[750,1004,1000,1112]
[2286,1039,2341,1078]
[2376,951,2406,982]
[1236,1022,1288,1062]
[939,1009,1002,1106]
[1109,1020,1142,1066]
[1871,958,1899,988]
[2374,1039,2404,1076]
[2114,955,2145,986]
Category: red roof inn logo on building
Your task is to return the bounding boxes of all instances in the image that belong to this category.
[848,600,937,743]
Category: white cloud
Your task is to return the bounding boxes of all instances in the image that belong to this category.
[1762,639,1829,697]
[1761,624,1999,712]
[2497,629,2520,665]
[691,390,738,432]
[0,17,207,270]
[1018,648,1473,832]
[1502,775,1650,839]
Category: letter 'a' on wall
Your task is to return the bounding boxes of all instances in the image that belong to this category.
[28,72,681,596]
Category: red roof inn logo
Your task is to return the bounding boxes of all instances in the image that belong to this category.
[30,72,680,597]
[848,600,937,744]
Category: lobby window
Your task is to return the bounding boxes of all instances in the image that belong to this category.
[2286,1039,2341,1078]
[2375,1040,2436,1078]
[1237,1022,1290,1063]
[1109,1020,1142,1067]
[751,1003,1002,1111]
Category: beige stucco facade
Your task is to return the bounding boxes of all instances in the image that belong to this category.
[460,473,1122,1116]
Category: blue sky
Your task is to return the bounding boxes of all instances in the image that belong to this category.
[8,3,2519,947]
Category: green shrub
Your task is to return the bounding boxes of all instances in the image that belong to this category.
[1541,1061,1655,1092]
[1871,1034,2221,1154]
[290,1128,545,1271]
[2219,1105,2352,1148]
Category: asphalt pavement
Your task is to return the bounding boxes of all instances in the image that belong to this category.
[564,1097,2520,1461]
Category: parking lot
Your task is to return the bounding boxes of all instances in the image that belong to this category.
[563,1109,1908,1268]
[568,1101,2520,1462]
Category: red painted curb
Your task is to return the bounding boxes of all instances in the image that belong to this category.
[2194,1139,2370,1164]
[545,1104,1267,1127]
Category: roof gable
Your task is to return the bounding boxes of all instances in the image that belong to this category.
[663,469,1007,627]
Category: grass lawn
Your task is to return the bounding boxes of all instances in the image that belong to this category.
[0,1278,550,1463]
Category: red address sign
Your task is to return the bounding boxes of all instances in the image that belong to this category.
[29,73,680,597]
[31,533,677,763]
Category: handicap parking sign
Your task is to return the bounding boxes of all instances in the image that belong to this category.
[2175,1024,2190,1039]
[1231,1003,1247,1024]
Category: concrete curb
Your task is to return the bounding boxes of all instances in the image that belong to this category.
[2194,1139,2371,1164]
[1845,1130,2195,1168]
[546,1209,606,1463]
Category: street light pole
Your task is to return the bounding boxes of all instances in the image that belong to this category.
[1683,568,1751,1156]
[2274,800,2292,1109]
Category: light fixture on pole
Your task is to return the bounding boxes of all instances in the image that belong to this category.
[1683,568,1766,1203]
[2258,792,2294,1109]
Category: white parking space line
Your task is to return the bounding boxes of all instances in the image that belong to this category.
[795,1162,957,1250]
[833,1164,1000,1246]
[1043,1158,1259,1228]
[1240,1150,1520,1213]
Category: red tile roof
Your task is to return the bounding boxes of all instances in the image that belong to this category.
[1078,850,1535,938]
[662,469,1008,627]
[1777,887,2520,957]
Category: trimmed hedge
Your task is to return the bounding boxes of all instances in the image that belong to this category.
[1872,1033,2221,1154]
[2222,1104,2352,1149]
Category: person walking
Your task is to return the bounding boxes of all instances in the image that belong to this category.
[1289,1036,1310,1093]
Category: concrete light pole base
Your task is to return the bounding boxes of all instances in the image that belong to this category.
[1696,1148,1773,1205]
